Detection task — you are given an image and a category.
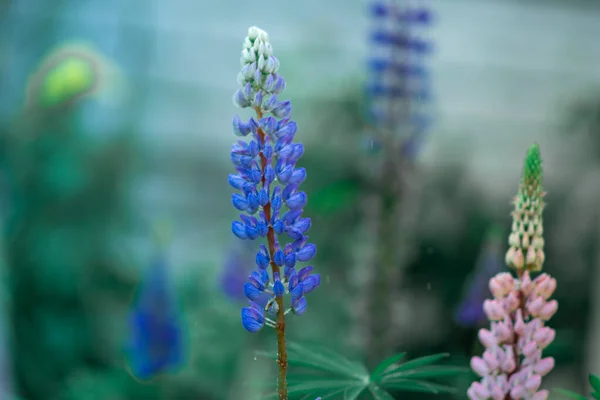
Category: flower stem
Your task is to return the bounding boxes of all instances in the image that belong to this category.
[255,107,288,400]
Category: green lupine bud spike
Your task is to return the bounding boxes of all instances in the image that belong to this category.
[505,143,546,273]
[522,143,543,196]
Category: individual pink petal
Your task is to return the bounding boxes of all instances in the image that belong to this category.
[490,385,505,400]
[484,299,505,320]
[505,291,520,312]
[502,357,516,374]
[539,300,558,321]
[472,382,491,399]
[533,327,555,349]
[524,374,542,392]
[533,357,555,376]
[471,356,490,377]
[532,389,549,400]
[522,340,538,358]
[514,309,526,335]
[478,329,497,348]
[510,385,526,399]
[494,321,512,343]
[520,272,533,296]
[489,275,507,298]
[483,349,500,370]
[527,297,544,315]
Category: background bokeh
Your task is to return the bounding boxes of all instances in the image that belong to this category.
[0,0,599,399]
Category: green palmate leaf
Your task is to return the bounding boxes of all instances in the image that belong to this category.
[371,353,450,381]
[555,389,589,400]
[380,379,457,394]
[257,342,368,379]
[380,366,469,380]
[370,353,407,377]
[590,374,600,393]
[367,384,395,400]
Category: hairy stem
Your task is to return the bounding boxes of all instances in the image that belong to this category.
[366,157,399,369]
[255,107,288,400]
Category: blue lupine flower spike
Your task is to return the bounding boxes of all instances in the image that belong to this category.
[231,26,320,400]
[364,0,435,161]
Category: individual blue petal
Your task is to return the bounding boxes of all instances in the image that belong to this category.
[271,186,282,210]
[285,192,307,210]
[288,168,306,186]
[264,165,275,184]
[284,251,296,268]
[278,144,293,160]
[273,219,285,235]
[290,276,304,301]
[253,68,262,86]
[264,74,276,92]
[260,116,278,135]
[258,188,269,207]
[232,115,251,136]
[232,194,249,211]
[244,282,264,300]
[273,277,285,298]
[254,90,263,107]
[272,74,286,94]
[233,90,251,108]
[263,144,273,159]
[296,244,316,262]
[248,140,260,158]
[256,221,268,237]
[247,193,260,212]
[228,174,247,190]
[242,82,253,100]
[273,249,285,266]
[292,296,307,315]
[230,153,254,168]
[277,164,294,184]
[232,221,249,239]
[272,100,292,119]
[256,245,270,269]
[283,209,302,224]
[289,144,304,162]
[241,303,265,333]
[274,120,297,139]
[298,266,313,281]
[302,274,320,294]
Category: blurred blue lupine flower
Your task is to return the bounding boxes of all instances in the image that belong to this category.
[126,224,183,380]
[364,0,435,160]
[220,241,254,302]
[230,26,320,333]
[455,226,504,327]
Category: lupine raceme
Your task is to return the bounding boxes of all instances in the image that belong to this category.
[230,26,321,400]
[468,144,557,400]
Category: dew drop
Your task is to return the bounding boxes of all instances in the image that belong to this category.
[253,356,257,361]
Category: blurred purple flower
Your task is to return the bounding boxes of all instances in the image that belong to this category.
[220,243,252,302]
[455,227,504,327]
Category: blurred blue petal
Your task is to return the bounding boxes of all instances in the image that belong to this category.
[454,228,505,327]
[126,253,183,380]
